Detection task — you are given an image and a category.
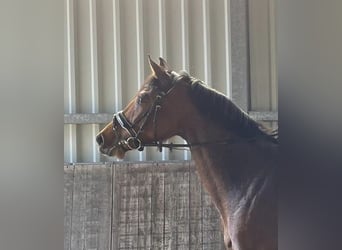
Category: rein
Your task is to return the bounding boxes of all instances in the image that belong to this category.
[141,138,259,151]
[115,106,258,151]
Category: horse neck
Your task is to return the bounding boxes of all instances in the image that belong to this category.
[182,114,275,201]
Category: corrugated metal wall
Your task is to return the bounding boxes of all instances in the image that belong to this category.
[64,0,278,163]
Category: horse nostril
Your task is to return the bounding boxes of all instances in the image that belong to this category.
[96,134,104,146]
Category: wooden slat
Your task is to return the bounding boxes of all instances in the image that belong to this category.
[189,164,203,250]
[163,163,178,250]
[70,164,112,250]
[137,164,152,249]
[112,163,120,250]
[175,163,190,249]
[116,164,127,249]
[150,163,165,249]
[119,163,140,249]
[70,164,87,250]
[64,165,74,250]
[93,164,112,250]
[202,190,225,250]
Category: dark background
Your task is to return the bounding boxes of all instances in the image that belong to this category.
[278,0,342,249]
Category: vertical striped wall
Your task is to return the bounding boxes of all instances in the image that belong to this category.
[64,0,277,163]
[249,0,278,129]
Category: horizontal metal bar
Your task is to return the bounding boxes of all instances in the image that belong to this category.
[64,111,278,124]
[64,113,113,124]
[248,111,278,121]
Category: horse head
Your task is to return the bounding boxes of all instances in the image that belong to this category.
[96,57,191,158]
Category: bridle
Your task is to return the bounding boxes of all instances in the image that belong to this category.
[112,72,180,152]
[111,72,278,154]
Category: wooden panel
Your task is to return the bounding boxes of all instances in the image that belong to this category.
[150,163,165,249]
[202,191,225,250]
[70,164,112,250]
[117,163,140,249]
[163,163,179,249]
[164,161,191,249]
[189,167,203,249]
[111,161,225,249]
[112,163,120,250]
[64,165,74,250]
[65,162,229,249]
[176,165,190,249]
[70,164,87,250]
[137,164,152,249]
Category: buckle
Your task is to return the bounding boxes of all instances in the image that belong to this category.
[125,137,143,150]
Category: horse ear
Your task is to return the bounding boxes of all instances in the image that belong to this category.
[159,57,170,70]
[148,55,165,79]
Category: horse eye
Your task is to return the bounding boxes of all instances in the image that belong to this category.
[137,94,147,105]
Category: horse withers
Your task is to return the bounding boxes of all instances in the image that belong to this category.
[96,57,278,250]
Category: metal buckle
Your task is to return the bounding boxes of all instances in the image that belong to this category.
[125,137,142,150]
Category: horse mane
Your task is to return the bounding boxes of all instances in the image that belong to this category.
[176,71,278,143]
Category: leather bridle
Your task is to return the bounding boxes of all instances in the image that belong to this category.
[112,72,180,152]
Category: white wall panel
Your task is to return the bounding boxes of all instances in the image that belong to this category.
[249,0,278,129]
[65,0,77,162]
[164,0,191,161]
[64,0,278,163]
[210,0,229,94]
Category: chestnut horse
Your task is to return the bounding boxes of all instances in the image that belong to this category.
[96,57,278,250]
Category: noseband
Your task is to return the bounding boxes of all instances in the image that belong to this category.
[113,111,144,151]
[112,72,180,152]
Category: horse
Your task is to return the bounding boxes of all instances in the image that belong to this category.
[96,56,278,250]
